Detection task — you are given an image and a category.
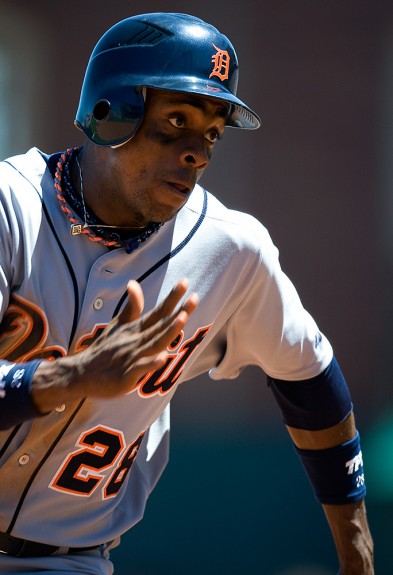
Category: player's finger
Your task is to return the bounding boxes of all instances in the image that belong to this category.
[138,288,199,348]
[138,278,191,329]
[132,309,192,359]
[118,280,145,324]
[179,291,199,316]
[123,352,169,391]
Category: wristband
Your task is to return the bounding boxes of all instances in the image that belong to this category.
[294,431,366,504]
[0,360,43,430]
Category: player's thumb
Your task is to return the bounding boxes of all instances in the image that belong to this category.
[119,280,145,323]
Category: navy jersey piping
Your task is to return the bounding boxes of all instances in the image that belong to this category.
[2,159,84,534]
[0,424,22,460]
[6,399,86,534]
[3,159,80,348]
[113,188,208,317]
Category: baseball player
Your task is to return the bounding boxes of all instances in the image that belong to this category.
[0,12,373,575]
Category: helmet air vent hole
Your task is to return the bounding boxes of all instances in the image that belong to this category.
[93,100,111,121]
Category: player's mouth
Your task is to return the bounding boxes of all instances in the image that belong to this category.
[167,181,192,195]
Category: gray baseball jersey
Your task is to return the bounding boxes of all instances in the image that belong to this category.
[0,148,333,550]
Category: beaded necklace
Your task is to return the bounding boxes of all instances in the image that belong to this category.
[54,148,163,253]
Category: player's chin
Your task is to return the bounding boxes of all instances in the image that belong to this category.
[157,204,185,224]
[153,191,191,220]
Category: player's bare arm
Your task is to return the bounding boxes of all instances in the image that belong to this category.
[31,278,199,413]
[287,415,374,574]
[322,501,374,575]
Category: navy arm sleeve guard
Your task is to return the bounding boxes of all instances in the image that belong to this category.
[267,356,352,430]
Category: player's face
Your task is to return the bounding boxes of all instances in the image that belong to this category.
[87,89,228,228]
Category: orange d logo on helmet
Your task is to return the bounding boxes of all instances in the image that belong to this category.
[209,44,230,81]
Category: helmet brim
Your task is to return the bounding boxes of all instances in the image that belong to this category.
[141,79,261,129]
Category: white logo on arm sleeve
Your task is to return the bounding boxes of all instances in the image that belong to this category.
[345,451,363,475]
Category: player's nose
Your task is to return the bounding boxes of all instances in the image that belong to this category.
[179,135,211,169]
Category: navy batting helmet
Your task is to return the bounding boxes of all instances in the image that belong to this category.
[74,12,261,146]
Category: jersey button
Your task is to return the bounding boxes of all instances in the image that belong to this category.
[18,454,30,465]
[93,298,104,310]
[55,404,66,412]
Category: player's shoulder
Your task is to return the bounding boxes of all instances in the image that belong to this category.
[0,147,49,201]
[185,184,276,257]
[0,147,48,174]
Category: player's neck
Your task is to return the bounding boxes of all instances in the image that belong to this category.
[71,147,146,234]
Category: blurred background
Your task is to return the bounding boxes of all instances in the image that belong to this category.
[1,0,392,573]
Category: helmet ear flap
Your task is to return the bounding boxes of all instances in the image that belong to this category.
[75,86,145,146]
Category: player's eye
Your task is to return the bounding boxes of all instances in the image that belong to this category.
[168,115,186,128]
[205,129,222,145]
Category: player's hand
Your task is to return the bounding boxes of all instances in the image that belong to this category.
[32,278,199,410]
